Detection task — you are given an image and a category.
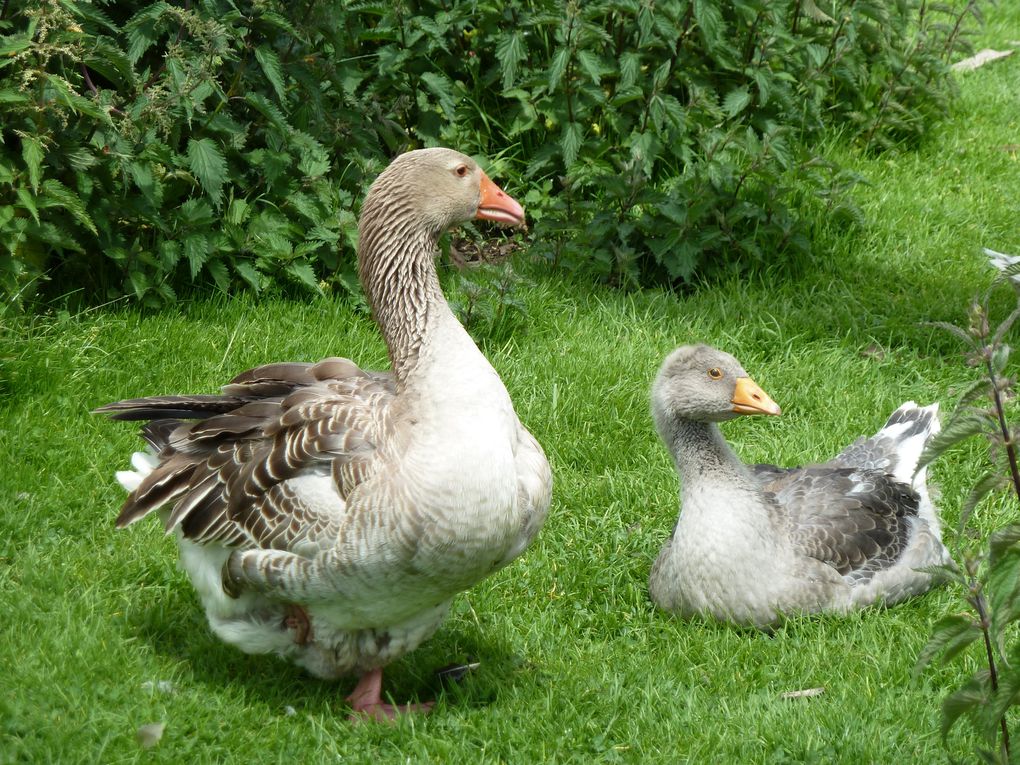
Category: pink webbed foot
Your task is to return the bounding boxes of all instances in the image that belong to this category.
[345,667,435,723]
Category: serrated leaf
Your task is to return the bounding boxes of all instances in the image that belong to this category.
[207,259,230,292]
[915,614,981,674]
[802,0,835,24]
[187,138,228,204]
[184,235,208,279]
[495,31,526,90]
[941,673,992,743]
[723,87,752,117]
[254,46,287,103]
[991,306,1020,348]
[290,130,329,178]
[925,320,976,347]
[39,179,97,234]
[917,412,992,470]
[420,72,456,118]
[286,261,320,292]
[693,0,724,48]
[959,472,1006,532]
[15,188,38,224]
[226,198,250,227]
[21,135,43,193]
[234,260,263,291]
[989,525,1020,565]
[576,49,602,86]
[548,47,570,92]
[561,122,583,168]
[128,270,150,301]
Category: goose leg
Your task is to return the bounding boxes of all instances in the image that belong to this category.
[345,667,435,723]
[283,604,312,645]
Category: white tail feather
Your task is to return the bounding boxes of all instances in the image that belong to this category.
[115,450,159,493]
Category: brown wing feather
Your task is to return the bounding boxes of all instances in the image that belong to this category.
[101,358,395,552]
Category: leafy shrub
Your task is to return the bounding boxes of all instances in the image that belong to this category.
[0,0,981,310]
[916,254,1020,763]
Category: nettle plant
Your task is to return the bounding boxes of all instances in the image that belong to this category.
[916,257,1020,764]
[0,0,982,309]
[0,0,379,308]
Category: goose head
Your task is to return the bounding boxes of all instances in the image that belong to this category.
[651,345,781,438]
[359,148,525,241]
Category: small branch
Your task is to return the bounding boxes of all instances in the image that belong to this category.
[987,355,1020,502]
[81,64,98,95]
[974,589,1011,758]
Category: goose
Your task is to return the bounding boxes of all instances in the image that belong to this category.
[647,344,948,627]
[96,148,552,720]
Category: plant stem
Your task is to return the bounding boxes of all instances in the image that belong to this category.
[974,588,1011,759]
[987,355,1020,503]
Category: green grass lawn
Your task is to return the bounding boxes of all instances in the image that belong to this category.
[3,13,1019,764]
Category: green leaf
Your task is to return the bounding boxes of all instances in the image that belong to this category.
[576,50,603,86]
[187,138,228,204]
[802,0,835,24]
[693,0,724,48]
[941,674,991,744]
[989,525,1020,566]
[234,260,263,291]
[561,122,583,168]
[495,31,527,90]
[915,614,981,674]
[420,72,456,118]
[15,188,38,224]
[723,87,752,118]
[254,46,287,103]
[207,258,230,292]
[286,261,320,292]
[21,136,43,193]
[184,234,209,279]
[917,412,993,470]
[959,471,1006,533]
[548,47,570,92]
[39,180,97,234]
[0,34,31,57]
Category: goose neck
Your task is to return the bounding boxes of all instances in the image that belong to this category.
[358,219,447,383]
[665,419,749,487]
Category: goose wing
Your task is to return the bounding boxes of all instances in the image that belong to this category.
[96,357,394,555]
[758,466,919,583]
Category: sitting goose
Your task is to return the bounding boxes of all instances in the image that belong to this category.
[648,344,948,627]
[96,148,552,720]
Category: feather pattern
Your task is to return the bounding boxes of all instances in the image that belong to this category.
[648,344,948,627]
[97,149,551,698]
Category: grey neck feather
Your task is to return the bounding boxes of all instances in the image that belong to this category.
[663,419,750,487]
[357,192,447,383]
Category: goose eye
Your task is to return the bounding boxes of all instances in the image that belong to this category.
[455,165,469,177]
[708,367,723,380]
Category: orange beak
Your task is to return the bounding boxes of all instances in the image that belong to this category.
[731,377,782,416]
[476,171,525,227]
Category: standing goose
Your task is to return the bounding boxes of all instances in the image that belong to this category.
[97,148,552,720]
[648,344,948,627]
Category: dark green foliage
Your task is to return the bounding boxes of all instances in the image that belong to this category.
[0,0,980,309]
[916,262,1020,763]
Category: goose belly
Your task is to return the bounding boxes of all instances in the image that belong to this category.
[174,534,451,678]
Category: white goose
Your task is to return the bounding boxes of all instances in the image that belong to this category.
[648,344,948,627]
[97,148,552,720]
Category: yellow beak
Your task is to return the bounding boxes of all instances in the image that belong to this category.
[731,377,782,416]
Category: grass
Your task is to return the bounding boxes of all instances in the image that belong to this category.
[3,11,1020,763]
